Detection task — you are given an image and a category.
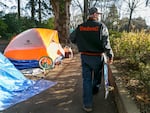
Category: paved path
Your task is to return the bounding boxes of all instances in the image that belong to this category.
[2,54,118,113]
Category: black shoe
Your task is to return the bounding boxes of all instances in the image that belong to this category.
[92,85,100,95]
[93,87,99,95]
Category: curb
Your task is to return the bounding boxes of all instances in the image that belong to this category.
[111,65,141,113]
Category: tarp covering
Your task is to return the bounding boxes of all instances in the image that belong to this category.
[9,59,39,69]
[0,52,57,111]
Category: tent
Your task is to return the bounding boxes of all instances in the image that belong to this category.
[4,28,64,69]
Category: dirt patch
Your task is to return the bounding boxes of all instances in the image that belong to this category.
[113,60,150,113]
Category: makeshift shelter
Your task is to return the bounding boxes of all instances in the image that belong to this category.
[4,28,64,69]
[0,52,56,110]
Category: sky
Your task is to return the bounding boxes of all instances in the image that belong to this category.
[1,0,150,26]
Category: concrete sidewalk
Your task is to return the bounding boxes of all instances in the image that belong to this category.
[1,54,139,113]
[111,65,141,113]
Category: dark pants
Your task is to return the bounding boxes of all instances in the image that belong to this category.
[81,54,104,107]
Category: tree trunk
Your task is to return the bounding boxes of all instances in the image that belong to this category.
[17,0,20,20]
[50,0,71,44]
[127,9,133,32]
[146,0,149,6]
[31,0,35,21]
[38,0,42,23]
[84,0,88,22]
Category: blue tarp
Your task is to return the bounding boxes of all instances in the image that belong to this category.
[9,58,39,70]
[0,53,57,111]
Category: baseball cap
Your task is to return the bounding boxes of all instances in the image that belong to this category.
[89,7,102,15]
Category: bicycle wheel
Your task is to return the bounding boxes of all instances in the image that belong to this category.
[39,56,53,70]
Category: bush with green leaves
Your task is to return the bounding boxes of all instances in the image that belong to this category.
[111,30,150,91]
[112,31,150,64]
[0,19,8,39]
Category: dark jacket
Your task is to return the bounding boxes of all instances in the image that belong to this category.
[69,19,114,59]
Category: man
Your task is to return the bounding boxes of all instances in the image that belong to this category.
[69,7,114,112]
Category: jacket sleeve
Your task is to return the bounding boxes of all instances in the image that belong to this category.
[69,28,77,44]
[102,24,114,60]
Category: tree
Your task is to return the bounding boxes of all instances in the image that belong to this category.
[132,17,147,31]
[50,0,71,44]
[71,0,119,23]
[0,1,9,15]
[26,0,52,25]
[25,0,36,21]
[146,0,150,6]
[71,0,102,22]
[37,0,52,24]
[105,4,119,30]
[70,0,84,25]
[123,0,144,32]
[118,17,147,31]
[0,19,8,38]
[3,13,21,38]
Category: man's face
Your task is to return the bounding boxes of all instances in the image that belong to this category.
[94,13,101,21]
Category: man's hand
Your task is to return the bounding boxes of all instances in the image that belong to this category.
[107,59,113,64]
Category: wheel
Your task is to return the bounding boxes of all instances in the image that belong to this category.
[39,56,53,70]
